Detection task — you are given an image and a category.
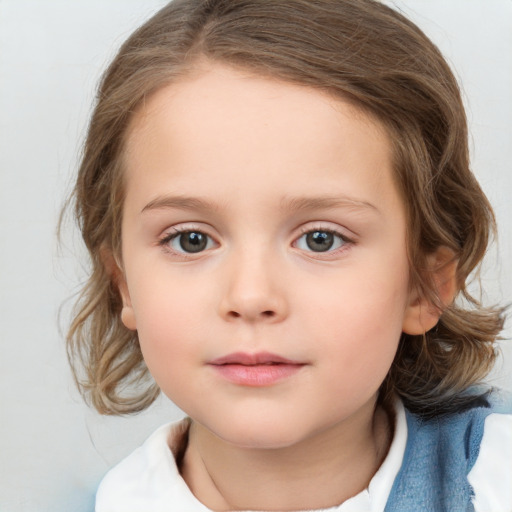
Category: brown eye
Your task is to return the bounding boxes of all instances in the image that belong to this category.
[295,229,348,253]
[179,232,207,252]
[306,231,334,252]
[166,231,213,253]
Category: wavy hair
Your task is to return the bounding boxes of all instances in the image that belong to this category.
[65,0,505,416]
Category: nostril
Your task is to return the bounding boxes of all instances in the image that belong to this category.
[227,310,275,319]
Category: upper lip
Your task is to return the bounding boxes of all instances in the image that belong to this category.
[209,351,304,366]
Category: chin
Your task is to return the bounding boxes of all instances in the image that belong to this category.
[207,415,314,450]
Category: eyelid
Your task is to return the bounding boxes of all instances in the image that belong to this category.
[295,222,356,241]
[156,221,356,260]
[292,222,356,258]
[158,223,219,258]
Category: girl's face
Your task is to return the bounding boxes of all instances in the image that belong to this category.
[118,63,418,448]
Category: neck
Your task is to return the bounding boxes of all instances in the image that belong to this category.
[180,403,392,511]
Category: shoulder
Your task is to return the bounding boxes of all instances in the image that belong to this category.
[95,418,209,512]
[405,390,511,456]
[95,422,176,511]
[385,390,512,512]
[468,392,512,511]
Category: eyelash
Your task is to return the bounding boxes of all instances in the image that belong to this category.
[157,226,216,259]
[157,225,354,259]
[293,225,354,258]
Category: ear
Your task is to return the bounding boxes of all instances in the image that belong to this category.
[402,246,458,335]
[100,247,137,331]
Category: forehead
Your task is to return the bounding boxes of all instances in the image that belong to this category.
[122,63,399,215]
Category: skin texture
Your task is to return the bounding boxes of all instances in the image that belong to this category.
[115,63,445,510]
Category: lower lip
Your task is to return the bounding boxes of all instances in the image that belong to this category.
[210,363,304,386]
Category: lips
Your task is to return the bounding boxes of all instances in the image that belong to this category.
[209,351,301,366]
[208,352,306,386]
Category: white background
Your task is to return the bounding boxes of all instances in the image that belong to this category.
[0,1,511,510]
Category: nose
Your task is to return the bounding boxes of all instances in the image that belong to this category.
[218,249,288,323]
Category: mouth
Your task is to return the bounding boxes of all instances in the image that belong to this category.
[208,352,306,386]
[209,351,303,366]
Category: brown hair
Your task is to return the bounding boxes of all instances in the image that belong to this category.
[66,0,505,417]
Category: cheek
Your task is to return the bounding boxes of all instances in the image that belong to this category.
[304,262,409,379]
[128,277,207,372]
[321,299,402,371]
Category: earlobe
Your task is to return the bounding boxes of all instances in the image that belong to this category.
[117,279,137,331]
[100,246,137,331]
[120,306,137,331]
[402,247,458,335]
[402,293,441,335]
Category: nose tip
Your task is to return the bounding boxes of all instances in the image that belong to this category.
[218,258,288,323]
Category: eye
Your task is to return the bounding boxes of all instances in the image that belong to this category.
[162,230,215,254]
[295,229,348,253]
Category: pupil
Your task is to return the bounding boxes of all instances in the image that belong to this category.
[180,232,207,253]
[306,231,334,252]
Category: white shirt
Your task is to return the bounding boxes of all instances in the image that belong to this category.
[95,401,512,511]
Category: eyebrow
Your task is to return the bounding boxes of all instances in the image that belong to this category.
[141,194,378,215]
[280,195,379,214]
[141,195,222,214]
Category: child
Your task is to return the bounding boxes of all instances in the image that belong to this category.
[66,0,512,510]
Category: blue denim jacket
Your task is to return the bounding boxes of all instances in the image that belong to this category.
[385,391,511,512]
